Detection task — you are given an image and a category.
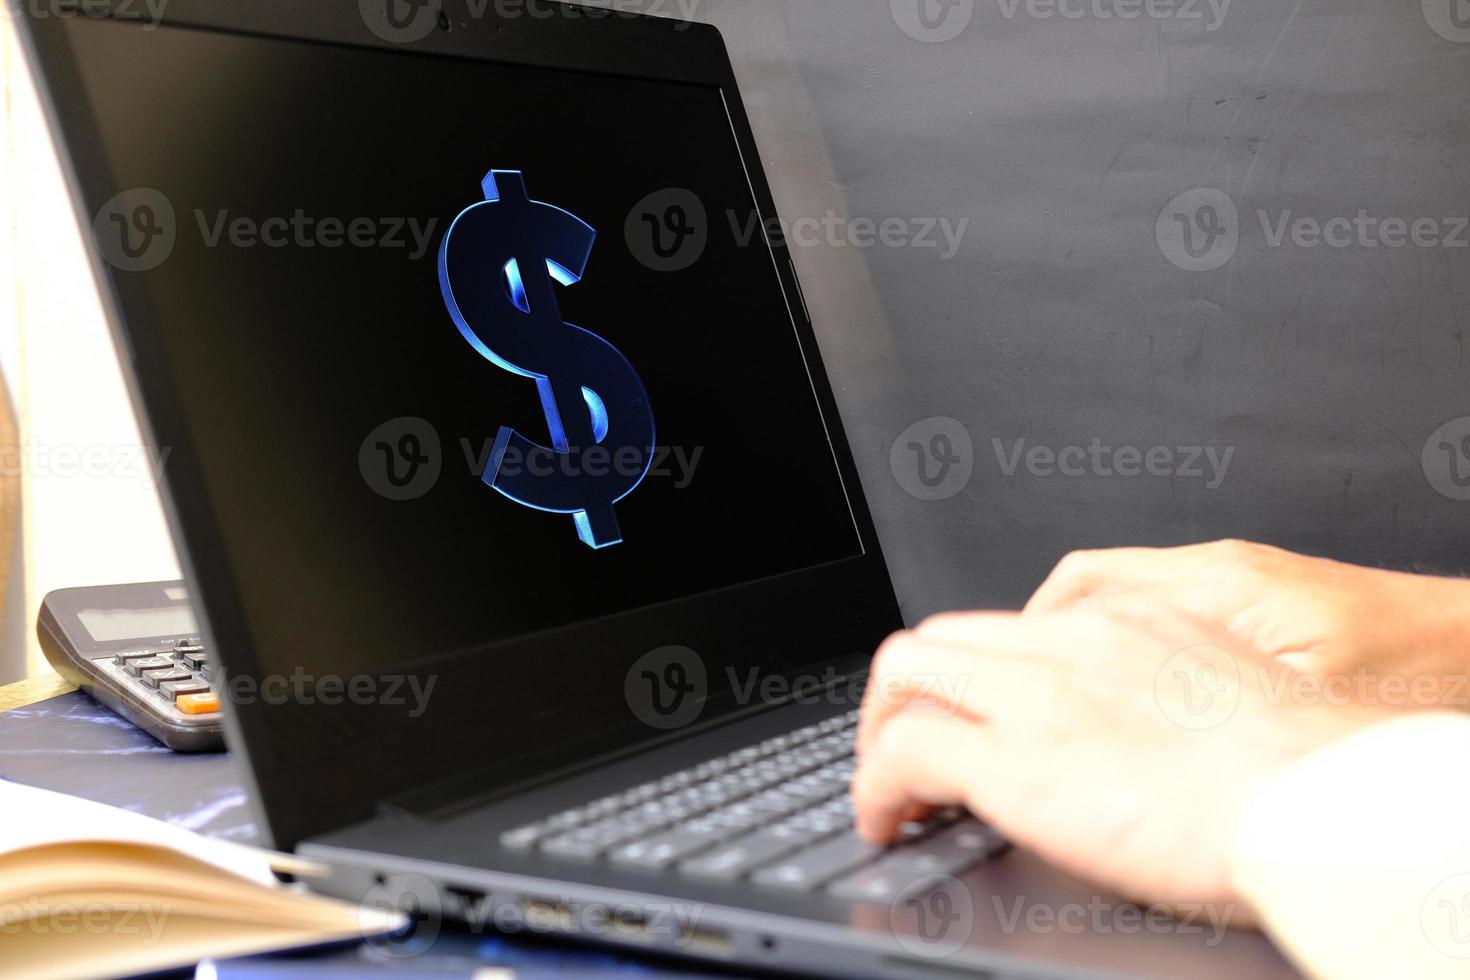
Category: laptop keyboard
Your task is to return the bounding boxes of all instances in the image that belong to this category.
[499,710,1006,903]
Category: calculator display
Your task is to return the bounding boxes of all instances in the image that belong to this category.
[77,605,200,643]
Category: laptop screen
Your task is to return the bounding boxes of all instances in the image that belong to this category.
[63,19,866,685]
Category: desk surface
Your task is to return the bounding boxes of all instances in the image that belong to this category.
[0,684,731,978]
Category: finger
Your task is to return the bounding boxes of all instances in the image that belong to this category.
[858,621,1058,759]
[852,708,996,843]
[1024,544,1220,615]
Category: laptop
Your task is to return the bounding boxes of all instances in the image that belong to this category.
[18,2,1298,977]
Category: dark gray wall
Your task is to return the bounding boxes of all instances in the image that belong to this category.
[696,0,1470,621]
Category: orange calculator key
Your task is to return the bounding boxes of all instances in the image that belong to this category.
[176,692,220,714]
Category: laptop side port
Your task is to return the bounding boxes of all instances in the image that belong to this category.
[679,924,734,958]
[443,884,488,919]
[521,896,577,933]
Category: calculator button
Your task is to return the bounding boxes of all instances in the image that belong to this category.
[140,667,193,689]
[125,657,175,676]
[114,649,166,666]
[179,651,209,670]
[161,678,210,697]
[177,692,220,714]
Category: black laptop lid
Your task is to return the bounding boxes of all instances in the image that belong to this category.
[22,2,900,847]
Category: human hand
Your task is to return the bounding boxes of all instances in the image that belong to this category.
[852,601,1395,921]
[1026,539,1470,705]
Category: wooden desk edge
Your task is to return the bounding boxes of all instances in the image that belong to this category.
[0,674,77,712]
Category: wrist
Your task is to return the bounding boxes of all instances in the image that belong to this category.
[1229,712,1470,979]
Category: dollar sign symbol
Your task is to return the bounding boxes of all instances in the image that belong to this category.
[438,170,655,548]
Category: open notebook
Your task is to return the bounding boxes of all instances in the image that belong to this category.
[0,779,405,980]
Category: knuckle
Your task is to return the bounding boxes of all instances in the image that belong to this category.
[1208,538,1282,577]
[1213,538,1259,561]
[914,612,962,637]
[1052,549,1098,579]
[869,710,923,760]
[871,630,917,674]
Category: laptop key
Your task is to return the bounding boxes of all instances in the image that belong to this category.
[681,817,739,842]
[540,834,611,861]
[825,866,919,904]
[878,821,1007,876]
[679,833,798,881]
[609,830,711,870]
[758,822,826,847]
[500,824,545,850]
[750,831,883,891]
[826,821,1007,902]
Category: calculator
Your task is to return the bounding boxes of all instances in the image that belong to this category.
[37,581,224,752]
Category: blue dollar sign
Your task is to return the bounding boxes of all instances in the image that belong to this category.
[438,170,655,548]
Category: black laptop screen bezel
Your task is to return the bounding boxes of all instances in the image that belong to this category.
[18,0,903,849]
